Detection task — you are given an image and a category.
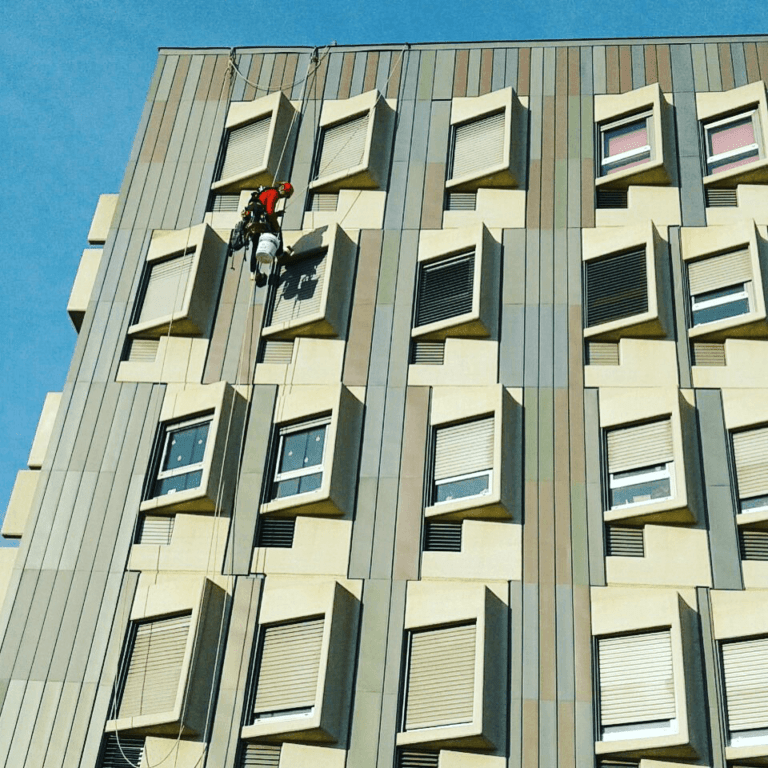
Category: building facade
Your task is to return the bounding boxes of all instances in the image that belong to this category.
[2,36,768,768]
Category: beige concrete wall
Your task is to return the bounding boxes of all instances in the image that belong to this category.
[87,193,118,243]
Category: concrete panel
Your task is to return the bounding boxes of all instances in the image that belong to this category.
[583,388,606,586]
[23,680,63,768]
[433,49,455,100]
[0,680,27,765]
[668,228,694,389]
[732,42,748,87]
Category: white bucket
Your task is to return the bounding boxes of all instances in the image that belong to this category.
[255,232,280,264]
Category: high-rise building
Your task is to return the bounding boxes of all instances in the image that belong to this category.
[2,36,768,768]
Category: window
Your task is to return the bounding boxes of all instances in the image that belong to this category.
[450,111,505,181]
[134,248,195,330]
[150,415,211,498]
[315,113,369,180]
[270,418,329,501]
[432,417,494,505]
[720,636,768,746]
[267,250,328,328]
[704,110,762,176]
[606,420,674,510]
[732,426,768,514]
[218,116,271,182]
[599,112,653,176]
[401,622,476,732]
[596,629,677,741]
[114,613,192,720]
[251,617,325,723]
[585,248,648,329]
[688,248,753,328]
[415,251,475,329]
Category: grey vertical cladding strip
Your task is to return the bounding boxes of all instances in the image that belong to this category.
[402,100,431,230]
[384,102,416,230]
[697,587,728,768]
[225,385,278,576]
[417,49,436,101]
[668,228,693,389]
[695,389,743,590]
[323,51,345,100]
[692,43,710,91]
[466,48,481,97]
[523,232,541,388]
[350,51,367,97]
[731,43,748,87]
[505,47,519,90]
[583,387,606,586]
[207,576,263,768]
[220,272,258,384]
[592,45,606,94]
[432,49,455,99]
[705,43,723,91]
[670,44,695,92]
[500,228,527,388]
[492,47,506,91]
[631,44,646,88]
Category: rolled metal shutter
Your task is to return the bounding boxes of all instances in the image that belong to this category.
[415,251,475,327]
[732,426,768,501]
[721,637,768,732]
[606,419,673,474]
[239,743,281,768]
[740,529,768,561]
[117,613,191,719]
[434,417,494,482]
[598,629,676,727]
[137,250,195,325]
[688,248,752,296]
[404,622,476,730]
[316,113,369,178]
[127,338,159,363]
[99,734,145,768]
[219,116,271,180]
[587,342,620,366]
[585,248,648,328]
[451,111,505,179]
[253,618,324,716]
[692,342,726,366]
[137,514,175,545]
[268,252,327,326]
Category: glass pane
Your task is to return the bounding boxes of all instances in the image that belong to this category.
[154,470,203,496]
[709,117,756,156]
[273,472,322,499]
[435,474,490,503]
[611,477,671,507]
[692,298,749,326]
[740,494,768,513]
[605,119,648,158]
[694,284,746,302]
[162,422,209,471]
[279,426,326,474]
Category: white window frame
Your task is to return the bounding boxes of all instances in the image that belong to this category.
[599,110,653,176]
[271,417,330,501]
[609,462,674,511]
[690,282,751,327]
[434,468,492,506]
[704,109,762,176]
[153,415,212,496]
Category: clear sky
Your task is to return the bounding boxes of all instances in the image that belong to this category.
[1,0,767,542]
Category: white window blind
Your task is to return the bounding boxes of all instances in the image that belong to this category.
[434,417,494,482]
[137,514,175,546]
[219,116,271,180]
[688,248,752,296]
[404,622,476,731]
[316,113,369,178]
[721,637,768,734]
[253,618,324,717]
[451,111,505,179]
[732,426,768,502]
[239,743,281,768]
[597,630,676,728]
[268,251,327,326]
[137,250,195,326]
[117,613,191,719]
[606,419,673,474]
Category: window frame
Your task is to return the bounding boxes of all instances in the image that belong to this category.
[433,468,493,506]
[703,108,762,177]
[269,416,331,503]
[690,281,752,327]
[149,414,212,500]
[598,109,654,177]
[608,461,675,511]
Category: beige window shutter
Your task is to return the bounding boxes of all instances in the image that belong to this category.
[138,250,195,325]
[317,113,369,178]
[451,111,505,179]
[117,613,191,719]
[434,417,494,481]
[688,248,752,296]
[732,426,768,501]
[220,116,271,179]
[239,743,282,768]
[253,618,324,716]
[721,636,768,733]
[268,251,328,326]
[597,629,676,727]
[404,622,476,730]
[415,251,475,328]
[606,419,673,474]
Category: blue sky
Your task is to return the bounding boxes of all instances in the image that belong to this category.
[1,0,767,541]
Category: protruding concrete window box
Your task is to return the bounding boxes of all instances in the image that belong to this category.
[211,91,297,194]
[309,89,396,192]
[241,580,359,743]
[140,382,246,515]
[127,223,227,338]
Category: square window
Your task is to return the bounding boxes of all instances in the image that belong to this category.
[704,110,762,176]
[314,113,370,180]
[270,418,330,501]
[151,415,211,499]
[217,115,271,182]
[415,251,475,330]
[732,425,768,515]
[599,112,653,177]
[584,247,649,329]
[450,111,505,181]
[688,247,753,328]
[605,419,674,511]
